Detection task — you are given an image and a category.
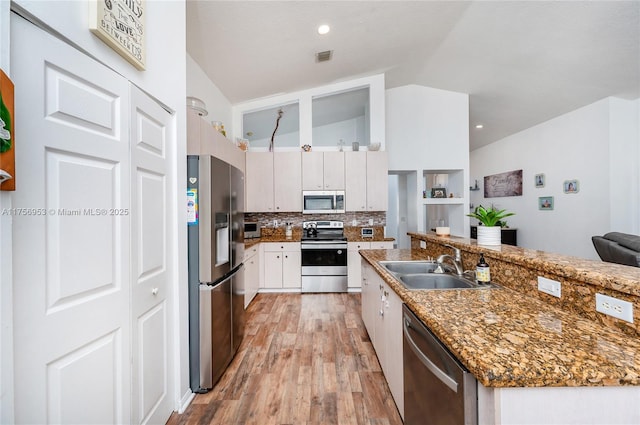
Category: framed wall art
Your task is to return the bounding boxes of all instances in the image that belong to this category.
[484,169,523,198]
[534,173,545,188]
[89,0,146,70]
[539,196,554,210]
[563,179,579,193]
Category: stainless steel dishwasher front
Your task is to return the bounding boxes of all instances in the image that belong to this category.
[402,305,478,425]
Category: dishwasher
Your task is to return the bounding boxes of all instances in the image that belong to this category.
[403,305,477,425]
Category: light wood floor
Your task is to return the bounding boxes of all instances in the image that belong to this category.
[167,293,403,425]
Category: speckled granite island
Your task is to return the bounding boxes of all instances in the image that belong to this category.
[360,233,640,424]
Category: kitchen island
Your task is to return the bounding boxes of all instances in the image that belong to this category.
[360,235,640,424]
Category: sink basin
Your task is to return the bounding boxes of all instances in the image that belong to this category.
[380,261,440,274]
[399,274,475,290]
[379,260,494,291]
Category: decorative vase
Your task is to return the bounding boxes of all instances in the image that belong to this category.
[477,226,501,245]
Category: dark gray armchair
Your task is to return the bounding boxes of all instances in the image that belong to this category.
[592,232,640,267]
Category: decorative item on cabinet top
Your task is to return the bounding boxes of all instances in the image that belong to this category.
[186,97,208,116]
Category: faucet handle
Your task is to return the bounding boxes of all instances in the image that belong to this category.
[444,244,461,260]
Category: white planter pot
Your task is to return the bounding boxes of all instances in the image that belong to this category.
[477,226,501,246]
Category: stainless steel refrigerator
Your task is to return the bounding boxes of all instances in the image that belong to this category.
[187,155,245,393]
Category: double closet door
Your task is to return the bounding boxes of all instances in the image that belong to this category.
[11,13,175,424]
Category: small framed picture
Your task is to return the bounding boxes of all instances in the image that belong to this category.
[534,173,545,188]
[431,188,447,198]
[539,196,554,210]
[563,179,579,194]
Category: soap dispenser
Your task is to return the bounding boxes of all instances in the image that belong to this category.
[476,253,491,284]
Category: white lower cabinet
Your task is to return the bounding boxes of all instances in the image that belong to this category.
[348,242,369,288]
[361,260,404,418]
[244,244,260,307]
[349,241,393,289]
[262,242,301,289]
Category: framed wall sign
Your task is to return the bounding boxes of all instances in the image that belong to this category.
[484,169,523,198]
[89,0,146,70]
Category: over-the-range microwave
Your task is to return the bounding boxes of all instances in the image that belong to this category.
[302,190,345,214]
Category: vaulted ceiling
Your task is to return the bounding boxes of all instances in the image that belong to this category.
[186,1,640,150]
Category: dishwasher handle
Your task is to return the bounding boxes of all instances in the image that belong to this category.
[403,316,458,393]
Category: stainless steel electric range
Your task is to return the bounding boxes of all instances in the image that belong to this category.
[300,220,348,293]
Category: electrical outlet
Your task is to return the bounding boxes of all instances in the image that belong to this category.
[596,293,634,323]
[537,276,561,298]
[420,241,426,249]
[273,219,278,227]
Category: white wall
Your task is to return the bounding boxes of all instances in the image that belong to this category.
[0,1,14,423]
[3,0,190,417]
[186,54,233,136]
[470,97,640,259]
[386,85,469,172]
[385,85,470,236]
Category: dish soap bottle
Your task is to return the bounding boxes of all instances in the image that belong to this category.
[476,253,490,284]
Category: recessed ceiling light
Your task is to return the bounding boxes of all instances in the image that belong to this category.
[475,124,484,129]
[317,24,330,35]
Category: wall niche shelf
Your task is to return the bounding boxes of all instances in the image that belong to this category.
[423,198,465,205]
[422,169,467,237]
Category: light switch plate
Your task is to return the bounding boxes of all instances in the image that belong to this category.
[596,293,634,323]
[538,276,561,298]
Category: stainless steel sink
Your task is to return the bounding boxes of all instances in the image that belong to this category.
[379,260,494,291]
[380,260,440,275]
[399,274,475,290]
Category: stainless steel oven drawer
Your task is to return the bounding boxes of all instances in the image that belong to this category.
[301,265,348,276]
[301,275,348,293]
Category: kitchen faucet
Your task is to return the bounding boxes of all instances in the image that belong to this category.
[436,244,464,276]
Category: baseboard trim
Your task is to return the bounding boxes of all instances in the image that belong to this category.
[178,389,195,414]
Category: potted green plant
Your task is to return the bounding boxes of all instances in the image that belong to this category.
[467,205,515,245]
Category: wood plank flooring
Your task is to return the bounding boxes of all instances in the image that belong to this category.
[167,293,403,425]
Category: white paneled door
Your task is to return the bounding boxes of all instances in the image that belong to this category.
[130,86,174,424]
[11,14,174,424]
[11,14,131,424]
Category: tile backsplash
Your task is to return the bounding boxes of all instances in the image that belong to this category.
[245,211,386,228]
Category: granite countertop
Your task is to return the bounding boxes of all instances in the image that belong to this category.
[360,248,640,388]
[410,232,640,297]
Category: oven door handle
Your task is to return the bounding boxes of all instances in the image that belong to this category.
[301,243,347,250]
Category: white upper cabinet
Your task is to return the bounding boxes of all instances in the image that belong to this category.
[301,152,324,189]
[274,152,302,211]
[345,152,367,211]
[345,151,388,212]
[246,152,275,212]
[366,151,388,211]
[246,152,302,212]
[301,152,345,190]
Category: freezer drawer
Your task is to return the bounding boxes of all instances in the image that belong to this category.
[199,278,232,389]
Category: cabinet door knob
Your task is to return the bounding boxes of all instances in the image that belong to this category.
[152,288,159,295]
